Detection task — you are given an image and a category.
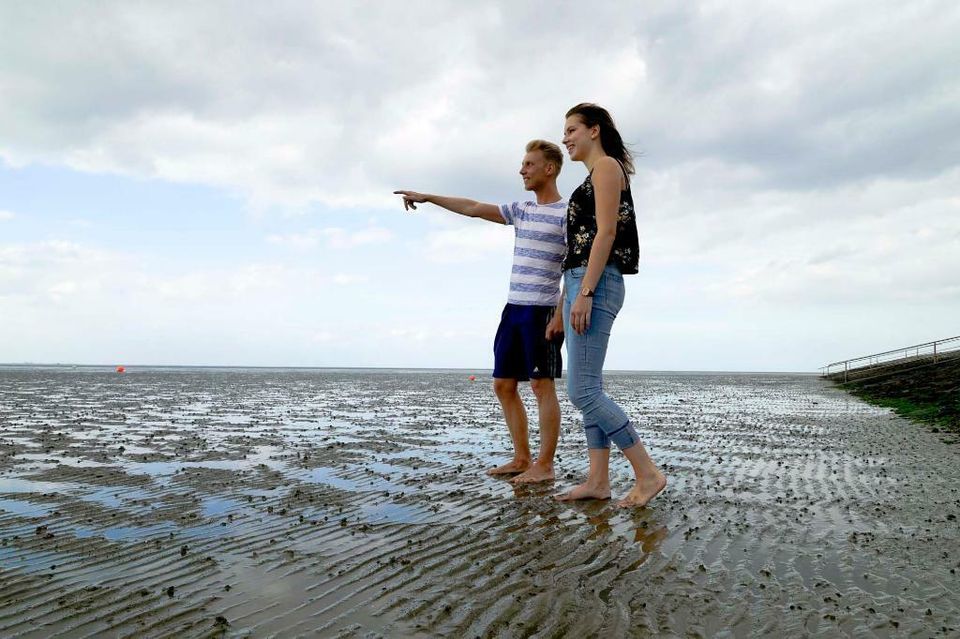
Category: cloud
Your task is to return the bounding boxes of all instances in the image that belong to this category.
[0,239,365,308]
[0,235,500,367]
[421,224,513,264]
[331,273,367,286]
[1,2,948,210]
[640,166,960,305]
[1,2,959,369]
[0,210,13,221]
[311,331,335,343]
[146,264,368,303]
[622,3,960,187]
[266,226,393,250]
[0,240,123,300]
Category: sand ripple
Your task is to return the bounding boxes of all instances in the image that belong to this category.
[1,368,958,637]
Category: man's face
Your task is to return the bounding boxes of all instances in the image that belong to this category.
[519,150,552,191]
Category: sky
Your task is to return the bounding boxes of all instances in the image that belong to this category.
[1,1,958,372]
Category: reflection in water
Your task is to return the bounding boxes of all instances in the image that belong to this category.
[587,511,613,539]
[635,524,669,552]
[584,505,671,553]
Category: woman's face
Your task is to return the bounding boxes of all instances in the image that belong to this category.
[562,115,597,162]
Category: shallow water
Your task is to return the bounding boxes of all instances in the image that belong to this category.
[1,367,958,637]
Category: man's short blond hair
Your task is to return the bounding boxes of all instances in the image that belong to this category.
[526,139,563,175]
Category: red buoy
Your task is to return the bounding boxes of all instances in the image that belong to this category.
[468,375,476,381]
[116,366,126,374]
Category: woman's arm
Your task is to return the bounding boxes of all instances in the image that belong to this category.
[568,157,622,334]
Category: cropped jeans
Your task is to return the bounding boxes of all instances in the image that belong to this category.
[563,265,640,451]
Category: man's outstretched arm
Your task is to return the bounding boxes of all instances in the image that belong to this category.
[393,190,504,224]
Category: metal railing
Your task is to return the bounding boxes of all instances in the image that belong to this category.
[821,335,960,381]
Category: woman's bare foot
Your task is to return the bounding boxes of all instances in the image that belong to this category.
[510,462,555,484]
[617,472,667,508]
[555,481,611,501]
[486,459,530,475]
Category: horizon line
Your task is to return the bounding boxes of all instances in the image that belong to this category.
[0,362,817,375]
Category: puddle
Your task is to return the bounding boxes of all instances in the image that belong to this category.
[0,498,52,518]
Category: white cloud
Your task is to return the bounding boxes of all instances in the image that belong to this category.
[1,2,954,214]
[0,240,123,301]
[267,226,393,250]
[388,328,430,342]
[1,2,959,369]
[636,166,960,305]
[266,232,321,251]
[0,237,397,365]
[0,239,369,310]
[331,274,368,286]
[311,331,335,343]
[0,210,14,221]
[422,224,513,264]
[1,3,956,217]
[145,264,370,303]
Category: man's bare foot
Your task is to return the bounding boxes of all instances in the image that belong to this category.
[617,472,667,508]
[555,481,611,501]
[510,462,555,484]
[486,460,530,475]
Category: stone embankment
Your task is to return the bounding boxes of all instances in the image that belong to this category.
[828,352,960,432]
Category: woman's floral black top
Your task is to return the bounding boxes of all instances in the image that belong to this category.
[562,163,640,274]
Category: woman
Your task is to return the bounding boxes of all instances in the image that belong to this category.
[546,103,667,507]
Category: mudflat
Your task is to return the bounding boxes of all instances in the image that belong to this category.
[1,368,958,638]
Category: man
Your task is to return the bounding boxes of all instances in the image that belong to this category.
[394,140,566,484]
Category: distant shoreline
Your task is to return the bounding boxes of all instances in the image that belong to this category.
[0,363,816,375]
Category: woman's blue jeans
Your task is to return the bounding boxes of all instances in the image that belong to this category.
[563,265,640,451]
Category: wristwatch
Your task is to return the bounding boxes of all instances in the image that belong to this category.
[580,286,594,298]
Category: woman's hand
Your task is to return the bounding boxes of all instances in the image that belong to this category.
[570,294,593,335]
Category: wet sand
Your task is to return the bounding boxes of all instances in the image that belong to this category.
[1,367,958,638]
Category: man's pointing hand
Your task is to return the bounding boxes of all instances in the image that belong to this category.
[393,190,428,211]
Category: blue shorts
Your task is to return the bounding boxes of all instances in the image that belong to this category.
[492,304,563,381]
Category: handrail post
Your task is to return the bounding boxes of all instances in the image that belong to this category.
[934,342,938,363]
[844,361,848,383]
